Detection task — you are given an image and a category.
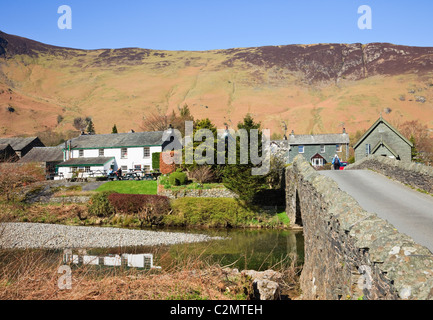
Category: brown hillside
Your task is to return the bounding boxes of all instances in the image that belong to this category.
[1,31,432,139]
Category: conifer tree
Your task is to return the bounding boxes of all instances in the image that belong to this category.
[222,114,267,205]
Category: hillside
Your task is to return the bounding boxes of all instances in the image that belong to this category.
[1,30,433,139]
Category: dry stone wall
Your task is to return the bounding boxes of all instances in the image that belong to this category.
[286,155,433,300]
[158,187,237,199]
[347,155,433,194]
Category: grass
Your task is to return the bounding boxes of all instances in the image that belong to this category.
[94,180,157,195]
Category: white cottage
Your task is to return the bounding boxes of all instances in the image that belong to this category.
[56,130,168,179]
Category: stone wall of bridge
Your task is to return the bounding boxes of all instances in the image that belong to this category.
[346,155,433,194]
[286,155,433,300]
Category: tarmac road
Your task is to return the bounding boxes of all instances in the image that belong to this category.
[319,169,433,253]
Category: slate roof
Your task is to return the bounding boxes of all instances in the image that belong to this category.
[353,117,413,149]
[288,133,349,145]
[57,157,115,167]
[0,137,43,151]
[0,144,11,151]
[19,147,64,163]
[64,131,166,149]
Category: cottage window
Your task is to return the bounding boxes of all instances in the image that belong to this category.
[79,150,84,157]
[298,145,304,153]
[143,147,150,158]
[99,149,104,157]
[134,165,142,171]
[320,145,325,153]
[336,144,342,153]
[121,148,128,159]
[85,167,91,173]
[143,165,151,173]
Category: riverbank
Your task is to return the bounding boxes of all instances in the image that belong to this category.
[0,198,291,230]
[0,222,225,250]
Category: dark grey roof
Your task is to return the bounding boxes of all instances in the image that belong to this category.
[64,131,165,149]
[288,133,349,145]
[353,117,413,149]
[19,147,64,163]
[57,157,114,167]
[0,137,43,150]
[0,144,11,151]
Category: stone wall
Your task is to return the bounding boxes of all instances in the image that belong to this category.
[347,155,433,194]
[158,186,237,199]
[286,155,433,300]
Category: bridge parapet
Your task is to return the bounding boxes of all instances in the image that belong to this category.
[347,155,433,194]
[286,155,433,300]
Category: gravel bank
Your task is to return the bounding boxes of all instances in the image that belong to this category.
[0,222,224,249]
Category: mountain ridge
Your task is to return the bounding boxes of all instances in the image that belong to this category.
[0,31,432,139]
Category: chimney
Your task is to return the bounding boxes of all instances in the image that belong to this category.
[343,128,346,134]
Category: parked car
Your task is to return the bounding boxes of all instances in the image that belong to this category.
[339,161,348,170]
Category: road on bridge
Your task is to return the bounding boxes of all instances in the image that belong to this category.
[319,170,433,253]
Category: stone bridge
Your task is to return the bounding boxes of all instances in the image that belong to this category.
[286,155,433,300]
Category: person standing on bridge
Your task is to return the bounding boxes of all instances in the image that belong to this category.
[332,154,341,170]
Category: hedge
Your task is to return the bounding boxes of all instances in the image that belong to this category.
[108,193,170,214]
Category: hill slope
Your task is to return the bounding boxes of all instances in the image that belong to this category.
[1,31,433,138]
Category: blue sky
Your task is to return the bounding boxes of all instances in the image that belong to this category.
[1,1,432,51]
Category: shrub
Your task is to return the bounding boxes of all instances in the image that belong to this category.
[108,193,171,227]
[188,165,215,184]
[160,151,178,174]
[0,162,45,201]
[87,191,116,217]
[108,193,170,213]
[152,152,161,171]
[169,170,188,186]
[166,197,256,228]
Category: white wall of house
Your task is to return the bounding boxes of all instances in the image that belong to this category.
[67,146,162,172]
[56,162,113,180]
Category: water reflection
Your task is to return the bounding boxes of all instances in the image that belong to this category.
[88,228,304,271]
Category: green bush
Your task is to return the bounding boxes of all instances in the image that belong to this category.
[87,191,116,217]
[152,152,161,171]
[169,170,188,186]
[165,197,256,227]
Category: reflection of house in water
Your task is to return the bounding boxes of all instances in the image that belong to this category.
[63,250,161,269]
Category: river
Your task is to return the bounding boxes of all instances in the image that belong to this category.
[88,228,304,271]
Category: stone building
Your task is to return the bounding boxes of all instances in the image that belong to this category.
[284,129,350,167]
[353,117,413,162]
[0,144,17,162]
[0,137,45,158]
